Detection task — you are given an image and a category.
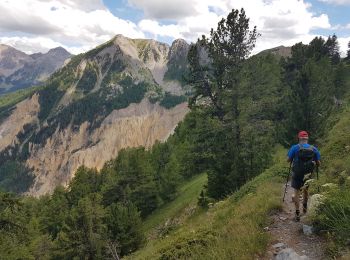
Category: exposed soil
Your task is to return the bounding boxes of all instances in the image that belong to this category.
[264,182,326,259]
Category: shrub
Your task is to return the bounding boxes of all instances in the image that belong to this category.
[314,188,350,242]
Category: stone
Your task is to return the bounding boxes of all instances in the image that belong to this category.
[303,225,313,235]
[273,242,286,250]
[307,194,325,218]
[275,248,309,260]
[279,216,287,221]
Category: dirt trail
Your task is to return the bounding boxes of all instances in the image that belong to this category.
[264,182,326,260]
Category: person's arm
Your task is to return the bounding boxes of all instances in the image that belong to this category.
[287,146,295,163]
[314,147,321,166]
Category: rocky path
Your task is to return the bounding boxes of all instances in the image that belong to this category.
[264,182,326,260]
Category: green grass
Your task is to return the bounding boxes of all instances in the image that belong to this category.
[0,86,41,111]
[125,148,287,260]
[142,173,207,235]
[308,99,350,257]
[319,104,350,182]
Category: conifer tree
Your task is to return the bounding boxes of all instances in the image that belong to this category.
[282,37,338,142]
[187,8,261,198]
[325,34,340,64]
[188,8,258,120]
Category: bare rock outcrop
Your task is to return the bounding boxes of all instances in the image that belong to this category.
[27,99,188,196]
[0,94,40,151]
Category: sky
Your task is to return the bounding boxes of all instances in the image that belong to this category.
[0,0,349,56]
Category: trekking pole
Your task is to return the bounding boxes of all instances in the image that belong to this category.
[316,164,320,193]
[283,162,292,202]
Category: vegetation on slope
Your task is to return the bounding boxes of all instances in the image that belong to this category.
[1,7,350,259]
[0,85,41,121]
[126,148,286,260]
[310,95,350,256]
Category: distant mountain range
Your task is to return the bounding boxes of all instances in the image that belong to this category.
[0,44,71,94]
[0,35,190,195]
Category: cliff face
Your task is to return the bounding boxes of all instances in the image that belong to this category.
[0,35,190,195]
[0,94,40,152]
[27,99,188,196]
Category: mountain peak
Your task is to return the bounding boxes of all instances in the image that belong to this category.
[258,45,292,58]
[0,43,27,55]
[172,38,188,45]
[47,46,71,56]
[169,38,190,62]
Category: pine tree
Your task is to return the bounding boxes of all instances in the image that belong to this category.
[40,186,69,239]
[0,192,22,232]
[188,8,258,120]
[54,193,106,259]
[68,166,101,206]
[105,202,144,256]
[325,34,340,64]
[282,37,337,142]
[187,8,263,199]
[347,41,350,62]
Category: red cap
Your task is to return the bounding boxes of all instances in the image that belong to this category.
[298,131,309,139]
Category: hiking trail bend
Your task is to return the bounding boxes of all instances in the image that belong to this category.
[264,182,326,260]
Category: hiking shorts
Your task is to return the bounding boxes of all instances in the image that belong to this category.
[291,172,305,190]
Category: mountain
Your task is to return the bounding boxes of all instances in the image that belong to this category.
[0,35,190,196]
[0,44,71,94]
[0,44,33,77]
[258,45,292,58]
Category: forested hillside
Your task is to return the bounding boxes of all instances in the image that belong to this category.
[0,8,349,259]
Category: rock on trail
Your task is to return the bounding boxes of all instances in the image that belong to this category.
[264,182,326,260]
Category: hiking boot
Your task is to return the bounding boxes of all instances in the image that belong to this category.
[295,210,300,222]
[303,202,307,214]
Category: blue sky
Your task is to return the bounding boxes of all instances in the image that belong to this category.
[308,0,350,37]
[0,0,349,55]
[103,0,143,22]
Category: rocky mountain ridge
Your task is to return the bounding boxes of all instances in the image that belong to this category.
[0,35,190,196]
[0,44,71,94]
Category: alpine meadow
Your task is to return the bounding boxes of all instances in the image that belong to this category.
[0,6,350,260]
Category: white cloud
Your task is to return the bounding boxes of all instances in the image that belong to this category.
[319,0,350,5]
[132,0,333,54]
[338,36,350,56]
[44,0,106,11]
[0,0,145,54]
[0,36,65,54]
[138,20,183,38]
[0,36,92,54]
[0,0,348,56]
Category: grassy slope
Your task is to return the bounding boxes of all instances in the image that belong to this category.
[310,100,350,257]
[126,148,288,260]
[0,85,40,111]
[320,104,350,182]
[142,173,207,235]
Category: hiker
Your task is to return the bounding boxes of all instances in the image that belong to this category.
[287,131,321,221]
